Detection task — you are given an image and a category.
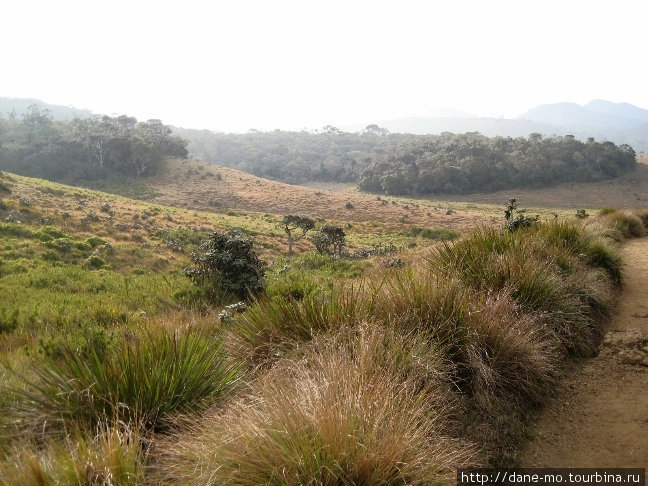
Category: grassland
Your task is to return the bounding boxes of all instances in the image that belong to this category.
[0,165,646,485]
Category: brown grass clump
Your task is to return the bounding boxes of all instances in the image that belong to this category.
[463,291,560,409]
[153,324,478,485]
[0,424,144,486]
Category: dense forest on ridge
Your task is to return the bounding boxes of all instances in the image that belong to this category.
[177,127,636,195]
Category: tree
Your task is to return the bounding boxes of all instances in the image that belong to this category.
[313,225,346,255]
[185,231,266,300]
[279,215,315,255]
[364,124,389,136]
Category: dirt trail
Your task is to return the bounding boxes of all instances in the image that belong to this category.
[520,238,648,467]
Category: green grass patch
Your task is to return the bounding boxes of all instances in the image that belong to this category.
[7,328,241,433]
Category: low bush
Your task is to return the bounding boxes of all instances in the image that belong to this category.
[185,230,266,301]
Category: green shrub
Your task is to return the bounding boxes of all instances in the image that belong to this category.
[185,230,266,300]
[504,198,539,232]
[40,250,60,262]
[9,328,241,433]
[0,223,33,239]
[84,255,106,270]
[86,236,107,248]
[34,226,68,242]
[0,309,19,334]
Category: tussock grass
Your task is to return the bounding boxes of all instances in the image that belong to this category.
[154,324,477,485]
[432,225,613,355]
[0,424,143,486]
[6,328,240,434]
[229,284,371,366]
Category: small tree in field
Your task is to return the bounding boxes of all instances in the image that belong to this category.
[504,198,539,232]
[279,215,315,255]
[313,225,346,255]
[185,230,266,300]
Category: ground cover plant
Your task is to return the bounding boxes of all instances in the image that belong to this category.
[1,169,646,484]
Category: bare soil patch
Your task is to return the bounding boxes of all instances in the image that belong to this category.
[520,238,648,467]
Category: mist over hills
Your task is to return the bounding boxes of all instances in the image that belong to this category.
[1,96,646,152]
[0,97,93,120]
[360,100,648,152]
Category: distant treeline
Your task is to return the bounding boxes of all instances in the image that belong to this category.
[177,127,636,196]
[0,106,187,183]
[173,125,393,185]
[358,132,636,195]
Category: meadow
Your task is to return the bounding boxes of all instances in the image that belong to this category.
[0,166,646,484]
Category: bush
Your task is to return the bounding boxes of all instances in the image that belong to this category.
[504,198,538,232]
[8,328,241,433]
[230,284,368,366]
[431,226,610,355]
[185,231,266,300]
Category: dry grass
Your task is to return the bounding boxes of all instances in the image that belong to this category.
[152,323,478,485]
[440,156,648,210]
[0,424,144,486]
[147,158,508,231]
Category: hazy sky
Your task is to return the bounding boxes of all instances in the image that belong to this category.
[2,0,646,131]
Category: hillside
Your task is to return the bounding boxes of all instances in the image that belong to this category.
[145,158,509,230]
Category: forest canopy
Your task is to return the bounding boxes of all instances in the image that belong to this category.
[177,127,636,196]
[357,132,636,195]
[0,111,636,196]
[0,106,187,183]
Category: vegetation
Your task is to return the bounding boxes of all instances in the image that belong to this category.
[0,106,187,184]
[279,214,315,255]
[174,127,635,195]
[0,169,646,484]
[7,328,239,434]
[184,230,266,301]
[359,132,636,196]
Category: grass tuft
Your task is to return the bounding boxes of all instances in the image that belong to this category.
[154,323,477,485]
[7,328,241,433]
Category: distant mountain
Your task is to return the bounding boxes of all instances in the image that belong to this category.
[0,97,93,120]
[516,100,648,151]
[2,96,647,152]
[518,101,648,130]
[584,100,648,123]
[353,100,648,152]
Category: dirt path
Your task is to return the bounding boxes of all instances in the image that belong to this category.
[520,238,648,467]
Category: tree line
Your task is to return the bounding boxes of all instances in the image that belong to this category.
[0,106,187,183]
[358,132,636,195]
[176,127,636,195]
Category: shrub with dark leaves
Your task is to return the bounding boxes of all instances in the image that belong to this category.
[185,230,266,300]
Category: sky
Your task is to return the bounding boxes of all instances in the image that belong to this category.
[2,0,647,132]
